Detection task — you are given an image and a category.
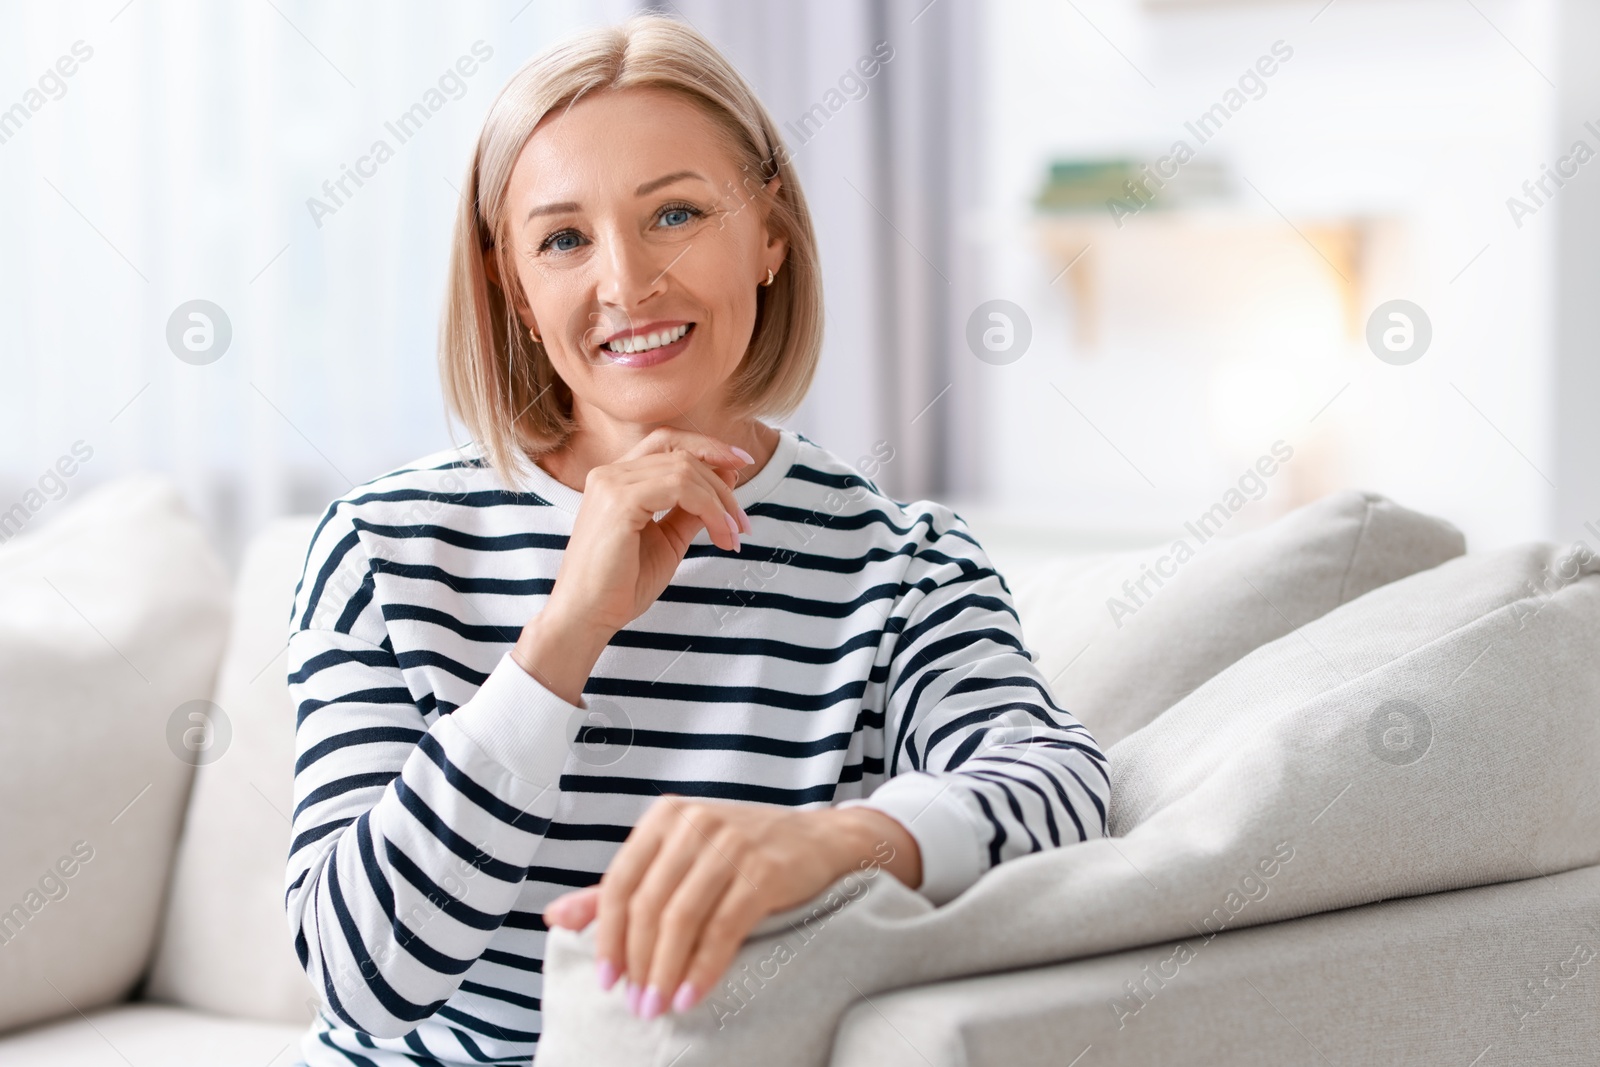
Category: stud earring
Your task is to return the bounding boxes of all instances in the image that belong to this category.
[762,267,775,287]
[528,326,542,343]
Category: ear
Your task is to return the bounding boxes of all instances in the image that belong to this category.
[759,175,789,274]
[483,246,538,335]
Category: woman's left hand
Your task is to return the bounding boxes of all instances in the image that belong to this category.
[542,798,920,1018]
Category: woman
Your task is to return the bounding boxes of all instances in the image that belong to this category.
[285,14,1108,1065]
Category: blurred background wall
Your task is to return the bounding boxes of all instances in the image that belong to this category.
[1,0,1593,569]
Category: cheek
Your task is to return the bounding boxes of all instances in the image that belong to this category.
[700,286,758,370]
[684,234,763,354]
[519,265,598,347]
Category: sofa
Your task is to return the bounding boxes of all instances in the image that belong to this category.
[1,475,1596,1065]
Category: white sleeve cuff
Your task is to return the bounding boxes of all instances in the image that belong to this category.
[836,771,988,905]
[444,651,579,791]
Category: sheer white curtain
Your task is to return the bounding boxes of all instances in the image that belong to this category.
[0,0,980,566]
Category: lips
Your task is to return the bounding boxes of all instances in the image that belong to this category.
[599,321,695,368]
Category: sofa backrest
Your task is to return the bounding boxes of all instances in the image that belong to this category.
[1010,489,1465,748]
[144,515,320,1023]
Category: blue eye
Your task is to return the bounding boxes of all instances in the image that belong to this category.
[545,230,583,253]
[659,205,698,228]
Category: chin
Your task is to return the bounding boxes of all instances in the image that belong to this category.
[594,377,723,426]
[581,349,740,419]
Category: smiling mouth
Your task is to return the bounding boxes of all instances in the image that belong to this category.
[599,322,695,366]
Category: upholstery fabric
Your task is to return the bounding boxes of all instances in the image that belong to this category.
[829,863,1600,1066]
[1011,489,1464,748]
[0,1003,308,1066]
[145,517,320,1023]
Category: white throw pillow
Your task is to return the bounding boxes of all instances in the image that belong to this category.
[145,517,320,1024]
[1011,489,1465,748]
[0,476,230,1036]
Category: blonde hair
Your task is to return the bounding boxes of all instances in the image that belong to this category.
[439,14,823,487]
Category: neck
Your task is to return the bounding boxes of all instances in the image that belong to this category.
[537,404,780,493]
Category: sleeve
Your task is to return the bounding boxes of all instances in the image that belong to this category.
[835,512,1111,906]
[283,502,579,1038]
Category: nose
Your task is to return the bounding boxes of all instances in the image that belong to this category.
[594,227,668,314]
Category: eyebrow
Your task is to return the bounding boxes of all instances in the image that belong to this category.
[523,171,709,223]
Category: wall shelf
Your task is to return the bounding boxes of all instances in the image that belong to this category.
[1036,209,1378,348]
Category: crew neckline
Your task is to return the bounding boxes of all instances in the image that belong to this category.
[498,427,799,517]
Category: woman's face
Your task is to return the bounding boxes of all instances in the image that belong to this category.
[498,86,786,432]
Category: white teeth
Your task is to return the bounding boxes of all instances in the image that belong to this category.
[606,324,689,355]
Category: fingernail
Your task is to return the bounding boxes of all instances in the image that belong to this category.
[671,980,698,1013]
[737,506,752,533]
[596,958,618,992]
[626,981,642,1016]
[639,985,665,1021]
[731,445,754,465]
[723,513,742,552]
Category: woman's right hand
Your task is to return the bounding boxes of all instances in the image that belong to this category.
[510,427,753,703]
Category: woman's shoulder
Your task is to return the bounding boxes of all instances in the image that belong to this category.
[775,431,985,558]
[288,444,489,622]
[343,441,498,501]
[310,441,532,526]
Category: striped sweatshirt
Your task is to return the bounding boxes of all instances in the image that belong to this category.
[284,427,1110,1066]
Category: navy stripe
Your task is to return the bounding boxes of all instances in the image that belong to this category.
[298,686,416,727]
[391,778,529,883]
[290,816,352,857]
[433,1004,539,1043]
[298,727,426,775]
[783,463,879,491]
[290,645,398,686]
[970,789,1008,867]
[295,771,400,821]
[396,648,492,688]
[603,626,884,665]
[353,518,568,553]
[384,838,507,933]
[575,725,853,759]
[479,948,542,973]
[335,567,378,634]
[414,731,553,834]
[299,526,362,630]
[1016,757,1090,842]
[969,769,1044,853]
[582,675,866,710]
[373,560,555,598]
[559,774,838,806]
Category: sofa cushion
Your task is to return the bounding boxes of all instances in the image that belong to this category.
[0,1003,308,1066]
[145,517,320,1024]
[535,538,1600,1066]
[1010,489,1465,748]
[0,477,230,1036]
[830,864,1600,1066]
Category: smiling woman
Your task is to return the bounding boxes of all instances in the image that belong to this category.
[282,14,1109,1067]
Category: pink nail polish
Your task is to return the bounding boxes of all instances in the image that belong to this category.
[723,512,741,552]
[625,981,642,1015]
[639,985,664,1020]
[731,446,755,464]
[596,958,618,992]
[737,507,752,533]
[671,980,698,1013]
